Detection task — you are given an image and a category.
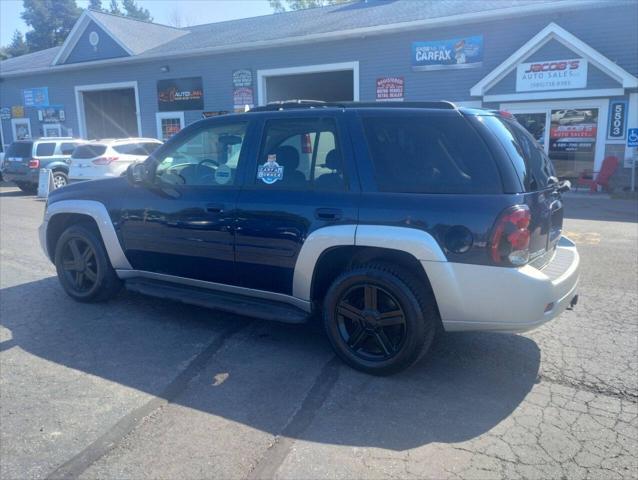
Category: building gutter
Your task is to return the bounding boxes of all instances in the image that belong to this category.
[0,0,607,79]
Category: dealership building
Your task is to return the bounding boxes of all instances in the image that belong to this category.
[0,0,637,186]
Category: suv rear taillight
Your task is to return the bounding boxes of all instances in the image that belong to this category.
[92,156,119,165]
[28,158,40,169]
[490,205,531,266]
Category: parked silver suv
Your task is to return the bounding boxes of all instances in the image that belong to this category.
[2,137,87,193]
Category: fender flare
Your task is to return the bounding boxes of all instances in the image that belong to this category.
[42,200,132,269]
[292,224,447,301]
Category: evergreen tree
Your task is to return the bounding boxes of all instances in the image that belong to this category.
[88,0,104,11]
[122,0,152,21]
[269,0,349,12]
[21,0,81,51]
[5,30,30,57]
[109,0,121,15]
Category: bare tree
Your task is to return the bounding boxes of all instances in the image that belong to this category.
[167,7,192,28]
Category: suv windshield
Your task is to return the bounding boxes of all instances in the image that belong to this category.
[483,115,556,192]
[73,144,107,159]
[6,142,33,158]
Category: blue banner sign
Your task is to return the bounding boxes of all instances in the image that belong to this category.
[412,36,483,71]
[23,87,49,107]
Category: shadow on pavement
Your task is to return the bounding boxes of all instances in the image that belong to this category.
[0,276,540,451]
[0,189,33,197]
[563,196,638,223]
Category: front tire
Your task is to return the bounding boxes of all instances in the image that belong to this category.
[54,224,121,302]
[323,264,438,375]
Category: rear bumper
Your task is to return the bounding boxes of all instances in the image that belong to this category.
[425,236,580,333]
[4,170,38,185]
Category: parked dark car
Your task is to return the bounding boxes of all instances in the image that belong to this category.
[3,137,86,193]
[39,101,579,374]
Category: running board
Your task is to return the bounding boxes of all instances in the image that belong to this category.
[125,278,310,324]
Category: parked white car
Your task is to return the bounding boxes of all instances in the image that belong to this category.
[69,138,162,181]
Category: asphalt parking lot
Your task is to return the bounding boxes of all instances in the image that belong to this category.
[1,182,636,480]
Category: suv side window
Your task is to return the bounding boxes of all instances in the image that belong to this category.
[60,142,80,155]
[361,113,501,194]
[35,142,56,157]
[254,117,345,190]
[155,122,247,186]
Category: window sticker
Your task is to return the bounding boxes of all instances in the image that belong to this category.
[257,154,284,184]
[215,164,232,185]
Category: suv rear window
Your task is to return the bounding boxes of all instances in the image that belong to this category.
[60,142,80,155]
[361,112,501,194]
[113,143,159,156]
[483,115,556,191]
[73,144,107,159]
[6,142,33,158]
[36,142,56,157]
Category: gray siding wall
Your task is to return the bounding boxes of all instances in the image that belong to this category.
[1,2,637,144]
[65,20,129,64]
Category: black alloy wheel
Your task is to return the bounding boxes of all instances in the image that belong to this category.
[54,224,122,302]
[60,236,99,295]
[323,264,438,375]
[336,284,407,361]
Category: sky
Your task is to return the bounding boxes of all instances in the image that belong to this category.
[0,0,274,45]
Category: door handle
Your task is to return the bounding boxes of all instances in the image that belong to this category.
[205,203,225,213]
[315,208,343,221]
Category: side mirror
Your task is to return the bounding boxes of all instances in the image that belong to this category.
[127,162,148,185]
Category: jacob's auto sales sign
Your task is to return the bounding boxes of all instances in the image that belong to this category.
[516,59,587,92]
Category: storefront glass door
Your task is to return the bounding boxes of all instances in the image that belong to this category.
[548,108,598,178]
[507,102,604,181]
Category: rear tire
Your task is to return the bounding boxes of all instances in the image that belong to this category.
[323,263,438,375]
[52,171,68,189]
[54,224,122,302]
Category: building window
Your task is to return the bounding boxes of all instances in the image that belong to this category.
[43,123,62,137]
[156,112,185,142]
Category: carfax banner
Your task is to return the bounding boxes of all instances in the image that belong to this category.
[411,35,483,71]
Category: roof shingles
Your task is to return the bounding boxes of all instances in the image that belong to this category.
[0,0,564,75]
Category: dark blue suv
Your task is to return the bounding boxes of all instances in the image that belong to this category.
[40,101,579,374]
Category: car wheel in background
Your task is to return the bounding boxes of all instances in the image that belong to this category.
[52,171,68,189]
[54,224,122,302]
[323,263,438,375]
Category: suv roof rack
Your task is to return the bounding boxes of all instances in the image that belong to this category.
[249,100,457,112]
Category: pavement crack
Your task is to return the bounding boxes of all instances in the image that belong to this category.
[537,374,638,402]
[246,356,341,480]
[44,320,250,480]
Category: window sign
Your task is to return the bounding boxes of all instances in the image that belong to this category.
[412,36,483,71]
[157,77,204,111]
[549,108,598,178]
[232,69,253,88]
[11,106,24,118]
[233,87,254,112]
[38,106,65,123]
[23,87,49,107]
[516,59,587,92]
[607,100,627,140]
[11,118,31,140]
[376,77,404,101]
[0,107,10,120]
